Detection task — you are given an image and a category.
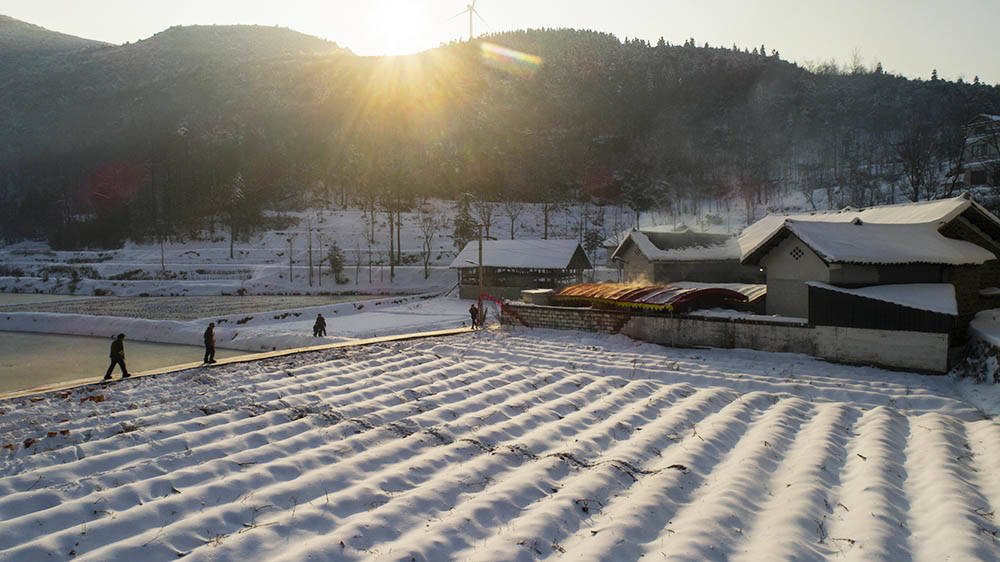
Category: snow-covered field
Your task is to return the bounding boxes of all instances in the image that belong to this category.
[0,294,472,354]
[1,328,998,560]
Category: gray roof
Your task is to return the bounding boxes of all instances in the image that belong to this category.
[449,239,592,270]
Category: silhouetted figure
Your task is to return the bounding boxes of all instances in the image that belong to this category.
[313,313,327,337]
[103,333,130,380]
[203,322,216,363]
[469,304,479,329]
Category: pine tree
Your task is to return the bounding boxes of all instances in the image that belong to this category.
[452,193,477,250]
[327,240,348,284]
[931,69,939,81]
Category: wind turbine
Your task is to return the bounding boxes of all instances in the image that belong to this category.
[450,0,487,41]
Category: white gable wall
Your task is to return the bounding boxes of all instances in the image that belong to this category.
[621,244,655,283]
[761,234,829,318]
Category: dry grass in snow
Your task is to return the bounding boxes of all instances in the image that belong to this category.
[0,329,998,560]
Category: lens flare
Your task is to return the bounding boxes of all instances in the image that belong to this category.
[480,42,543,77]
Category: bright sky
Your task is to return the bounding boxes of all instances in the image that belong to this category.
[3,0,999,84]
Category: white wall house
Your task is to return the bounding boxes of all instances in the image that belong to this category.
[962,113,1000,187]
[739,194,1000,327]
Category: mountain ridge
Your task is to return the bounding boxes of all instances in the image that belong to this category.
[0,14,107,53]
[1,19,999,247]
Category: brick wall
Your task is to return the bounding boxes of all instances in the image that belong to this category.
[501,303,631,333]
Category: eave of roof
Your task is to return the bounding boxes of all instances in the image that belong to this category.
[739,195,996,265]
[769,220,996,266]
[615,229,740,263]
[448,239,592,270]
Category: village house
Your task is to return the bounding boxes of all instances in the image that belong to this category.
[738,193,1000,333]
[499,195,1000,373]
[449,239,592,300]
[961,113,1000,187]
[610,228,761,284]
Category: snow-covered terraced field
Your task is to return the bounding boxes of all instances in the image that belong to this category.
[0,329,997,561]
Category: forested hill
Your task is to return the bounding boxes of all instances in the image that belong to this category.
[2,20,1000,247]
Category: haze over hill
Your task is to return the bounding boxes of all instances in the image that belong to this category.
[1,15,999,249]
[0,14,105,53]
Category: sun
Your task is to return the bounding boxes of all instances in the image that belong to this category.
[361,1,440,56]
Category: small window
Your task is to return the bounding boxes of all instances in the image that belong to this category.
[790,246,804,260]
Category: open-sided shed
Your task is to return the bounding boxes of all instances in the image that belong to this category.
[449,239,592,299]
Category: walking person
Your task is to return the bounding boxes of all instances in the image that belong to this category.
[313,313,326,337]
[103,333,131,380]
[203,322,216,363]
[469,303,479,329]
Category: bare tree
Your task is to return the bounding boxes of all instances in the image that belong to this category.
[896,123,938,202]
[417,204,446,279]
[499,199,523,239]
[539,198,562,239]
[382,196,395,280]
[226,173,246,260]
[473,198,495,239]
[797,160,829,211]
[362,207,378,284]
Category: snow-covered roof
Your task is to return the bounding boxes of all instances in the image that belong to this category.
[740,195,1000,265]
[449,239,591,270]
[781,220,995,265]
[807,282,957,315]
[611,230,740,262]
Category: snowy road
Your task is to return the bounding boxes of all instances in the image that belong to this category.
[0,329,997,560]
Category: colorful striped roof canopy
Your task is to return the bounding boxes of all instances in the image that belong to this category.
[554,282,763,312]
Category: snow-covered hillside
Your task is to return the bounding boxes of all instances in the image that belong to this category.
[1,329,997,560]
[0,197,758,298]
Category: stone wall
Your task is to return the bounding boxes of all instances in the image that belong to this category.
[623,315,949,373]
[620,314,815,354]
[501,302,950,373]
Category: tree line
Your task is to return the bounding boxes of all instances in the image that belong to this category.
[1,27,999,248]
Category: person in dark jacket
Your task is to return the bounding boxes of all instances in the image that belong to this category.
[203,322,216,363]
[313,314,327,337]
[103,333,130,380]
[469,304,479,329]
